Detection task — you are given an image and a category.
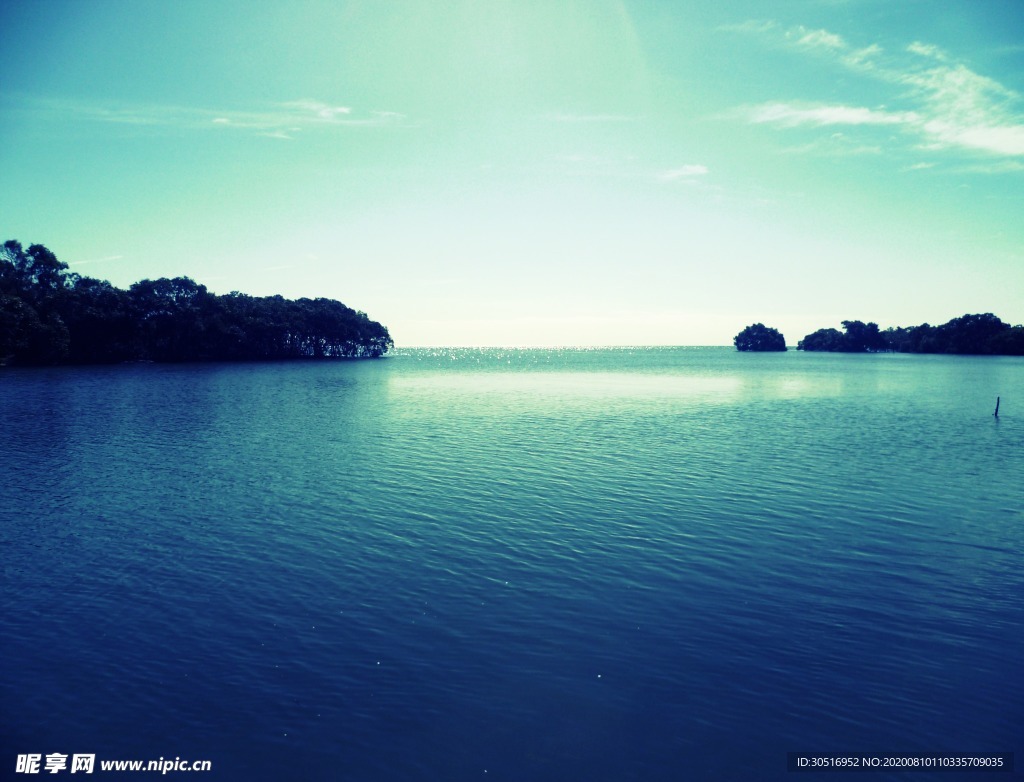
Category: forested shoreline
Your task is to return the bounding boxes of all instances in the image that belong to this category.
[798,315,1024,355]
[735,315,1024,354]
[0,240,393,366]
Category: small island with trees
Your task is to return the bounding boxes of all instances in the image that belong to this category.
[735,315,1024,355]
[0,240,393,366]
[734,323,787,351]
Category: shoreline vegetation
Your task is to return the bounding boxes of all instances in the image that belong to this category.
[1,240,393,366]
[736,316,1024,355]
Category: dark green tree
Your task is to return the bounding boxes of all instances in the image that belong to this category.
[799,321,885,352]
[1,239,393,365]
[734,323,787,351]
[935,313,1009,354]
[0,293,69,364]
[840,320,886,352]
[990,325,1024,355]
[800,314,1021,355]
[63,278,138,363]
[0,293,38,361]
[798,328,844,351]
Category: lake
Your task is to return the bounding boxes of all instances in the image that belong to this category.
[2,347,1021,780]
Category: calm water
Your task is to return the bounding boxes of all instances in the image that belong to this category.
[2,348,1022,781]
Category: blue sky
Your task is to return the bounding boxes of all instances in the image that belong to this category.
[2,0,1022,346]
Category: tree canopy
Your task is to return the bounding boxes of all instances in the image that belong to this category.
[0,240,393,366]
[734,323,787,352]
[798,314,1024,355]
[797,320,885,352]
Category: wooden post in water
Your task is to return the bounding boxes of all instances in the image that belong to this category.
[993,396,1000,418]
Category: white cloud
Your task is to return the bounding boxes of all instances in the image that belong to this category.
[790,26,845,50]
[842,44,882,70]
[13,96,406,136]
[894,64,1024,155]
[750,103,917,127]
[717,20,778,35]
[728,19,846,51]
[67,254,125,267]
[922,120,1024,156]
[907,41,948,61]
[659,164,709,180]
[732,21,1024,161]
[781,135,883,157]
[750,99,1024,157]
[957,160,1024,174]
[900,65,1017,124]
[282,99,352,119]
[729,19,882,73]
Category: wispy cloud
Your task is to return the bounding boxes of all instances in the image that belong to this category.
[750,103,917,127]
[920,121,1024,156]
[788,25,845,51]
[956,160,1024,174]
[728,21,1024,162]
[257,130,299,141]
[907,41,949,62]
[4,95,409,137]
[659,164,709,181]
[67,254,124,267]
[280,99,351,118]
[782,132,883,157]
[718,19,778,35]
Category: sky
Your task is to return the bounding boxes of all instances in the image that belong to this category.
[2,0,1023,347]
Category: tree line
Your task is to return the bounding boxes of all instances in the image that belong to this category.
[798,314,1024,354]
[0,240,393,366]
[735,315,1024,354]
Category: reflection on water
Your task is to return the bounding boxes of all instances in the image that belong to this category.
[2,348,1022,781]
